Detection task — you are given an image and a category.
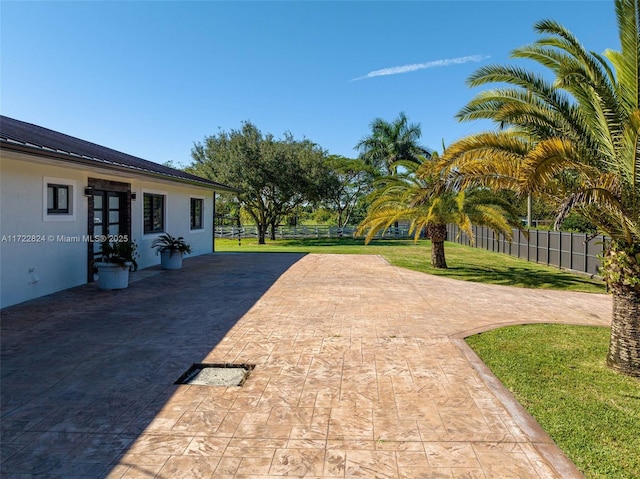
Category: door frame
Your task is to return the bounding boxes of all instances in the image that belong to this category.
[87,178,132,282]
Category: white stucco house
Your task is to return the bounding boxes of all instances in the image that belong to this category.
[0,116,236,308]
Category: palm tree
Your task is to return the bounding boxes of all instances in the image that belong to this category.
[357,155,522,268]
[355,112,431,175]
[440,0,640,376]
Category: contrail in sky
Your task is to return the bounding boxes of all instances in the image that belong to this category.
[351,54,491,81]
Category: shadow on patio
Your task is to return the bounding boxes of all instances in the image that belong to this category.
[0,252,305,477]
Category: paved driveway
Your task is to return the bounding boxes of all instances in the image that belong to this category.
[1,253,611,478]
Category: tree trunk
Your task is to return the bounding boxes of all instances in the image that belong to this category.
[602,241,640,377]
[431,240,447,268]
[269,217,280,241]
[606,289,640,377]
[258,224,267,245]
[427,223,448,269]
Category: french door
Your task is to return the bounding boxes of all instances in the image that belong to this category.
[87,179,132,282]
[91,191,126,258]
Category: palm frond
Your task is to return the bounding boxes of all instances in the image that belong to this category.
[604,0,640,113]
[521,138,581,192]
[437,131,529,192]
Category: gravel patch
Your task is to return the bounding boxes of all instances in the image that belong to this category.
[176,364,253,386]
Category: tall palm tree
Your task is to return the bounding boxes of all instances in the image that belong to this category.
[355,112,431,175]
[439,0,640,376]
[357,155,522,268]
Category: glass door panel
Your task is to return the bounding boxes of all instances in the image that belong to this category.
[87,184,130,283]
[92,191,125,261]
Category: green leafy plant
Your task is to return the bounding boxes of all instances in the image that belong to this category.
[600,241,640,294]
[97,239,139,271]
[151,233,192,257]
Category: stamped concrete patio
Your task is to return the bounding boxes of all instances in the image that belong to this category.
[1,253,611,478]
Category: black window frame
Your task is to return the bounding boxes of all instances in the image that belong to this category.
[190,197,204,230]
[47,184,70,214]
[143,193,165,234]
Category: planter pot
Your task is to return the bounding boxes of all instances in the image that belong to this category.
[160,250,183,270]
[95,262,130,290]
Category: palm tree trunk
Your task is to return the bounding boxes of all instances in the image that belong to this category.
[427,223,448,269]
[603,242,640,377]
[431,240,447,268]
[606,289,640,377]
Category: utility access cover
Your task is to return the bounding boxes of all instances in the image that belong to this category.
[175,363,254,387]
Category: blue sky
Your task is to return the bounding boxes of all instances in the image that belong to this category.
[1,1,618,168]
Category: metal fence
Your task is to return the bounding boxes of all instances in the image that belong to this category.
[446,224,608,277]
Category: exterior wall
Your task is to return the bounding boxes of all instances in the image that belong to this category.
[0,153,214,308]
[133,180,213,269]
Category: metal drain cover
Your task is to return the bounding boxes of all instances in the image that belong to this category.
[175,363,254,386]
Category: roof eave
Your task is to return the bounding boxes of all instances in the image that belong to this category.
[0,140,240,194]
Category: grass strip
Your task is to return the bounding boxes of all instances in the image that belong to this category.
[215,237,605,293]
[466,324,640,479]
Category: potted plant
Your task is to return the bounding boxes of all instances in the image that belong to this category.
[94,239,139,290]
[151,233,192,270]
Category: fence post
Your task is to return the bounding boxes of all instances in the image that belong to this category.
[569,232,573,270]
[584,236,588,273]
[527,230,538,263]
[601,235,606,275]
[558,232,562,269]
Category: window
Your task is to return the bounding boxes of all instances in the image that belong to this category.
[190,198,203,230]
[47,184,70,214]
[144,193,165,234]
[43,177,76,221]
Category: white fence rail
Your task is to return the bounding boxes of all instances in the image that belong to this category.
[214,225,413,239]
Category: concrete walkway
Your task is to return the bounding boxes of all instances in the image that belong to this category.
[1,253,611,478]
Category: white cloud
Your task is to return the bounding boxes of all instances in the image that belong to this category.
[351,54,491,81]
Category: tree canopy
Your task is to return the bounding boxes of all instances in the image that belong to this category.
[321,155,376,228]
[357,154,522,268]
[189,121,330,243]
[438,0,640,376]
[355,112,431,175]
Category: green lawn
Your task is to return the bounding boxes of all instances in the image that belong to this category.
[466,325,640,479]
[215,237,606,293]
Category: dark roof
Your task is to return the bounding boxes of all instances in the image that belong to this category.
[0,116,236,192]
